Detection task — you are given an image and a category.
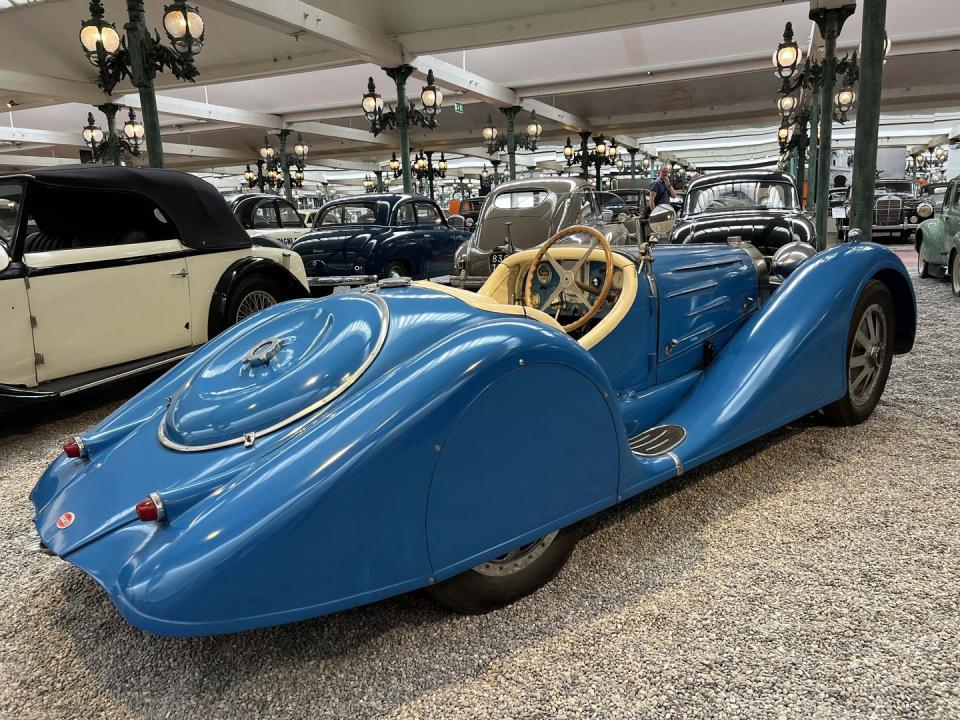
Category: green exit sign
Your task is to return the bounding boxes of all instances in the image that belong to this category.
[453,101,464,114]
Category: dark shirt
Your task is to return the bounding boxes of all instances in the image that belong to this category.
[650,178,672,207]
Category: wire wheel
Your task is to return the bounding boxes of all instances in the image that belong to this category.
[848,303,887,408]
[953,253,960,296]
[473,532,559,577]
[235,290,277,321]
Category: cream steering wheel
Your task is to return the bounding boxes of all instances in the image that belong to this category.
[523,224,614,333]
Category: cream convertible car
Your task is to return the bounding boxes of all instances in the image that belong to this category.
[0,168,309,411]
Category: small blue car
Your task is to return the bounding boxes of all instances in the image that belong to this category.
[291,193,471,293]
[31,219,915,636]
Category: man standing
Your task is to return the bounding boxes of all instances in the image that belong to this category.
[648,163,678,213]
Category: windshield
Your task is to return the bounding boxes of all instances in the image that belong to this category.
[686,181,797,215]
[875,181,913,195]
[317,202,380,226]
[0,182,23,249]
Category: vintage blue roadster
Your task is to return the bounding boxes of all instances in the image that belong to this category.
[31,217,916,636]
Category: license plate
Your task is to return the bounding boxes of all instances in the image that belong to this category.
[490,252,507,269]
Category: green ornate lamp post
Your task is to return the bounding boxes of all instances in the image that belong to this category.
[82,106,143,165]
[774,9,878,248]
[482,109,541,181]
[563,132,618,190]
[362,68,443,194]
[411,150,447,200]
[79,1,204,169]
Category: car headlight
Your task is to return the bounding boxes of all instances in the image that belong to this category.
[917,202,933,218]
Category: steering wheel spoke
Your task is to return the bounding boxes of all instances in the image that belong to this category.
[524,225,614,334]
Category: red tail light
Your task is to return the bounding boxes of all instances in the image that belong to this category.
[135,492,166,522]
[62,437,87,459]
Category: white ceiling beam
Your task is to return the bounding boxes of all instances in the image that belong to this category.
[395,0,806,55]
[0,155,77,168]
[410,55,518,107]
[0,70,101,105]
[288,121,397,145]
[200,0,404,65]
[520,99,590,133]
[120,94,281,129]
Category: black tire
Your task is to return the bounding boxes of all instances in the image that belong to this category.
[427,521,585,614]
[951,251,960,297]
[917,238,930,278]
[822,279,895,426]
[225,275,280,327]
[381,259,409,278]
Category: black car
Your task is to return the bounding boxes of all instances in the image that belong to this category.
[666,170,815,255]
[835,180,934,241]
[224,193,307,247]
[291,194,472,293]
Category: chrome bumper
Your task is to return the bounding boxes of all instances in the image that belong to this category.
[307,274,378,288]
[871,223,919,231]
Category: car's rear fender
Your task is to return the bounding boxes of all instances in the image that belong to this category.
[55,298,625,635]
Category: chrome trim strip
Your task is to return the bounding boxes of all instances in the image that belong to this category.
[158,292,390,453]
[672,258,742,273]
[60,353,193,396]
[686,296,730,318]
[308,274,377,287]
[665,280,719,298]
[666,451,684,477]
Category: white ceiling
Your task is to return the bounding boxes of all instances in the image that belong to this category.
[0,0,958,194]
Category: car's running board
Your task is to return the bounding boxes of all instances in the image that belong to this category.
[629,424,686,457]
[48,348,197,397]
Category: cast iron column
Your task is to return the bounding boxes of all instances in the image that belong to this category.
[491,159,502,188]
[426,150,435,199]
[811,4,854,249]
[501,106,521,181]
[98,103,121,166]
[384,65,415,193]
[849,0,888,243]
[256,158,265,193]
[578,131,591,181]
[806,90,820,210]
[374,170,385,192]
[629,149,637,188]
[124,1,163,167]
[794,113,807,202]
[278,129,293,201]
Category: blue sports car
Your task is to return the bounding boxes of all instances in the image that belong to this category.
[31,218,915,636]
[291,193,471,293]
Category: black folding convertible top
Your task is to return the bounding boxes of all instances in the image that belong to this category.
[12,166,250,251]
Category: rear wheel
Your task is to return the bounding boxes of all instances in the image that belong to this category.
[382,259,409,278]
[952,251,960,297]
[225,275,279,326]
[427,521,584,614]
[917,239,930,278]
[822,280,895,426]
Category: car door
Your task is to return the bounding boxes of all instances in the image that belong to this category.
[0,180,36,388]
[22,189,192,383]
[275,199,307,246]
[943,182,960,240]
[415,201,457,277]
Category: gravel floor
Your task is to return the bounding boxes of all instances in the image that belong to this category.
[2,248,958,720]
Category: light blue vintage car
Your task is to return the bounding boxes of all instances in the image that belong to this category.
[31,215,915,636]
[916,176,960,295]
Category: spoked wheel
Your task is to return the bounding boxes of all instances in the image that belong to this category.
[823,280,895,426]
[427,522,584,614]
[952,252,960,297]
[917,239,930,278]
[236,290,277,321]
[226,276,280,327]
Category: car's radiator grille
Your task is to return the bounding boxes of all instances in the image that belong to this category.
[874,196,902,226]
